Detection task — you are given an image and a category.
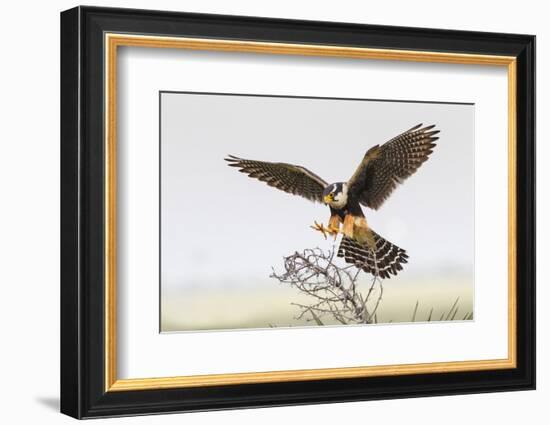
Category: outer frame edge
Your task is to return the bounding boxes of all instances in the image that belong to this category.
[60,5,83,420]
[63,5,536,419]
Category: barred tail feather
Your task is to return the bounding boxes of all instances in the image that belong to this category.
[337,231,408,279]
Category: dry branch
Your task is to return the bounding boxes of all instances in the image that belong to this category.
[270,247,383,325]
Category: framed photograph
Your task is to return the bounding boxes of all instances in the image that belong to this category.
[60,6,535,419]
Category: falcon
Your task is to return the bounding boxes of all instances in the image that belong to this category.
[225,124,439,279]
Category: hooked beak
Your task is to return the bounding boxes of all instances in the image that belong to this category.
[323,194,333,204]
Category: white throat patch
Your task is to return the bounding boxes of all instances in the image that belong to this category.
[331,183,348,209]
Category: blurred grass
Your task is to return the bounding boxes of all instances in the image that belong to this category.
[161,276,473,332]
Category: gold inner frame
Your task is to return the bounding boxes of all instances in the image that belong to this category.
[104,33,517,392]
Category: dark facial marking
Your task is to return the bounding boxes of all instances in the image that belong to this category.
[323,184,335,197]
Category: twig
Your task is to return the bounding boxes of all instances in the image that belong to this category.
[271,246,383,325]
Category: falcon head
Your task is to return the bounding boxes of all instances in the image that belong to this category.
[323,183,348,209]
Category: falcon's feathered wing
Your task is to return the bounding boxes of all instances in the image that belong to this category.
[224,155,327,203]
[347,124,439,210]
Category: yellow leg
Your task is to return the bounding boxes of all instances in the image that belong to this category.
[311,215,342,240]
[310,220,329,239]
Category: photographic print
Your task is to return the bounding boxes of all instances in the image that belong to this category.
[160,92,474,332]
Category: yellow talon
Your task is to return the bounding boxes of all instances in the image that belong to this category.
[310,221,340,240]
[310,221,328,239]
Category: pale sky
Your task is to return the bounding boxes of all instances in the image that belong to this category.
[160,92,474,290]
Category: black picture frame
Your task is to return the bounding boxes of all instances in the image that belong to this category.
[60,5,535,419]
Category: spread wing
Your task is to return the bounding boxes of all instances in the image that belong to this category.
[347,124,439,210]
[225,155,328,203]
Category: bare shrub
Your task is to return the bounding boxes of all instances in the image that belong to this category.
[270,247,382,325]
